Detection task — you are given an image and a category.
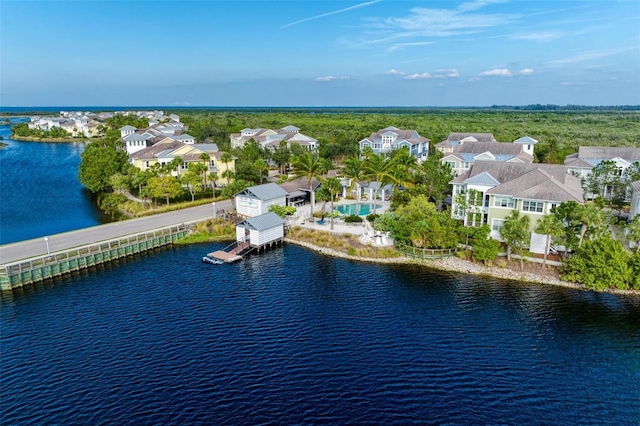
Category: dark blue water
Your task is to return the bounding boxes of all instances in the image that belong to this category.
[1,115,639,424]
[0,120,108,244]
[1,243,639,425]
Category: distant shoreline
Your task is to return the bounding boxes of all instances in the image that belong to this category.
[10,135,95,143]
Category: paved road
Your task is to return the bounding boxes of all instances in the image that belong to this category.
[0,200,233,264]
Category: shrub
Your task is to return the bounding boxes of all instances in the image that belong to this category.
[366,213,379,223]
[344,214,363,223]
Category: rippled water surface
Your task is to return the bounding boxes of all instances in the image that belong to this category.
[0,120,107,244]
[2,243,639,424]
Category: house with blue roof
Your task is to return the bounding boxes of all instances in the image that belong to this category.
[358,126,429,162]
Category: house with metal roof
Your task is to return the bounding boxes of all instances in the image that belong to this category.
[438,133,537,176]
[358,126,429,162]
[235,183,288,218]
[450,162,584,253]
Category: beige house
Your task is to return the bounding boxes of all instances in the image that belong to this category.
[450,162,584,253]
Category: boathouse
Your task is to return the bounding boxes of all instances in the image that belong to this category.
[235,183,288,217]
[236,212,285,249]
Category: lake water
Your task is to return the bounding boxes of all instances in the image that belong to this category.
[1,119,639,424]
[0,120,109,244]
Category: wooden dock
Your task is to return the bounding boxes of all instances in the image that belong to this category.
[207,250,243,263]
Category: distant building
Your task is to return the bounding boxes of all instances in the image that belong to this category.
[358,126,429,162]
[437,133,537,176]
[230,125,318,151]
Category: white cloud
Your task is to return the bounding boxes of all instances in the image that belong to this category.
[479,68,512,77]
[385,69,405,75]
[433,68,459,78]
[405,72,431,80]
[387,41,434,52]
[519,68,534,75]
[511,31,564,42]
[281,0,382,28]
[358,6,519,47]
[314,75,351,82]
[468,77,481,82]
[457,0,509,12]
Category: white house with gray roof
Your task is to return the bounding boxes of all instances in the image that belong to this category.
[235,183,288,218]
[230,125,318,151]
[358,126,429,162]
[438,133,537,176]
[451,162,584,253]
[564,146,640,178]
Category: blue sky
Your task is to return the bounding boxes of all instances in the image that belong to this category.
[2,0,639,106]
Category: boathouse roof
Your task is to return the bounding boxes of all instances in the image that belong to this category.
[237,212,285,232]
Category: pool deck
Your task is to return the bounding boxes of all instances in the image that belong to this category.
[287,199,393,246]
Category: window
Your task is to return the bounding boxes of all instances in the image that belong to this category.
[522,200,544,213]
[492,219,504,232]
[446,161,456,169]
[464,161,471,169]
[494,197,515,208]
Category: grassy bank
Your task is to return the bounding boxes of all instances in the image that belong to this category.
[174,218,235,244]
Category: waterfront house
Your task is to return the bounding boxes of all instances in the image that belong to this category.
[450,161,584,253]
[358,126,429,162]
[437,133,537,176]
[235,183,288,218]
[235,212,285,249]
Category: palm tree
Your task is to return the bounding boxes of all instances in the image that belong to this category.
[500,210,531,269]
[341,155,365,211]
[625,216,640,253]
[321,176,343,230]
[362,153,394,214]
[535,214,565,268]
[199,152,210,188]
[292,152,327,220]
[254,158,269,184]
[576,203,607,247]
[220,152,233,185]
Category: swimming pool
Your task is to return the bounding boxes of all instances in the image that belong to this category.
[334,203,382,216]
